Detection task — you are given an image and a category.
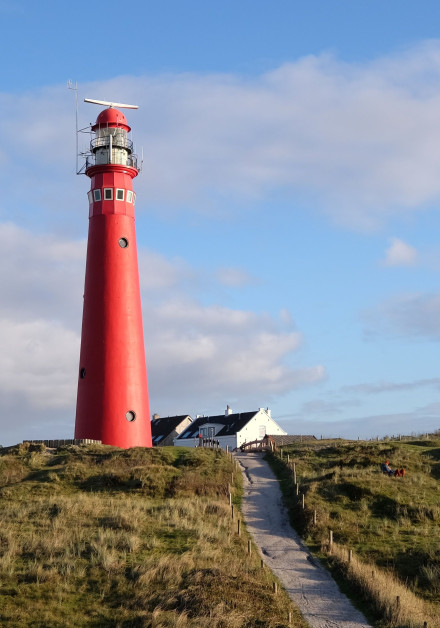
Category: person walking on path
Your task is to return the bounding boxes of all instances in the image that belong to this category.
[235,452,372,628]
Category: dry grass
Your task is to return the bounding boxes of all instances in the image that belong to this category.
[0,443,305,627]
[269,437,440,627]
[326,542,439,628]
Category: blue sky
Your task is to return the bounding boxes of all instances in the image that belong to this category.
[2,0,440,445]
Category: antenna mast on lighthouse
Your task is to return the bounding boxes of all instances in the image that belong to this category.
[74,98,152,448]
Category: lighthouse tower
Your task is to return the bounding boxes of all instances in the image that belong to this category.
[74,100,152,448]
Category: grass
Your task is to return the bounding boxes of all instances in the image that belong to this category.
[267,437,440,627]
[0,443,306,627]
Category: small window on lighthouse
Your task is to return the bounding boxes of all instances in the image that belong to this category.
[87,191,93,204]
[93,189,101,202]
[126,410,136,422]
[118,237,129,248]
[104,188,113,200]
[116,189,125,201]
[126,190,133,203]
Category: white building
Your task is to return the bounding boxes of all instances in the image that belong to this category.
[173,406,286,450]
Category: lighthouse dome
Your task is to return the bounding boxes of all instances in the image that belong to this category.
[92,107,131,132]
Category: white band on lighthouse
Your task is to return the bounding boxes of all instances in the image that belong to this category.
[84,98,139,110]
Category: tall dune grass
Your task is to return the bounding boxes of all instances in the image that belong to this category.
[327,542,439,628]
[268,437,440,626]
[0,443,305,627]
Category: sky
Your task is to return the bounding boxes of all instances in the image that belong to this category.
[2,0,440,445]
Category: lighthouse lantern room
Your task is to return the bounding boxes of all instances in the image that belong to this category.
[74,99,152,448]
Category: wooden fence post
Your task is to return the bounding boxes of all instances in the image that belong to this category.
[273,582,278,595]
[313,509,317,525]
[248,540,251,555]
[329,530,333,552]
[237,519,241,535]
[231,505,234,519]
[288,611,292,625]
[301,494,305,509]
[228,492,232,506]
[348,549,353,562]
[260,558,264,569]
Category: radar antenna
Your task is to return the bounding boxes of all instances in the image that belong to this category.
[84,98,139,109]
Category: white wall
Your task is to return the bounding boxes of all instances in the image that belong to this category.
[173,436,198,448]
[173,409,286,450]
[173,435,237,451]
[216,435,237,451]
[236,409,286,448]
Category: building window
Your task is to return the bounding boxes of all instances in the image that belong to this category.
[104,188,113,200]
[93,189,101,202]
[126,410,136,422]
[87,191,93,204]
[116,189,124,201]
[201,427,215,438]
[126,190,133,203]
[132,192,136,205]
[118,237,129,248]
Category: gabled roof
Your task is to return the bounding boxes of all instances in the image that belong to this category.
[151,415,192,445]
[176,411,259,440]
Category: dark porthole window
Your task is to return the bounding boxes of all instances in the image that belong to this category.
[126,410,136,422]
[118,237,129,248]
[80,367,86,379]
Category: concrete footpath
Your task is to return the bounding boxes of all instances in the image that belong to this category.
[235,452,372,628]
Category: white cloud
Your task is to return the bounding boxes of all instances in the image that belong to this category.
[365,291,440,340]
[138,249,195,293]
[145,299,325,410]
[4,42,440,230]
[0,222,324,444]
[281,405,440,440]
[383,237,418,266]
[0,222,85,326]
[216,267,255,287]
[343,378,440,395]
[0,317,78,409]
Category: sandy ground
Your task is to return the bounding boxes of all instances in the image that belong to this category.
[235,452,372,628]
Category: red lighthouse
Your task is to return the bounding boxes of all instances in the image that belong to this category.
[74,99,152,448]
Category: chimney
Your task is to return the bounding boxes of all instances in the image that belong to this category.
[152,413,160,421]
[225,405,232,416]
[266,407,271,418]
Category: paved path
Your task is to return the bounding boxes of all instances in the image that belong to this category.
[235,452,372,628]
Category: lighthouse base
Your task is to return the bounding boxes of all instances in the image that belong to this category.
[75,213,152,449]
